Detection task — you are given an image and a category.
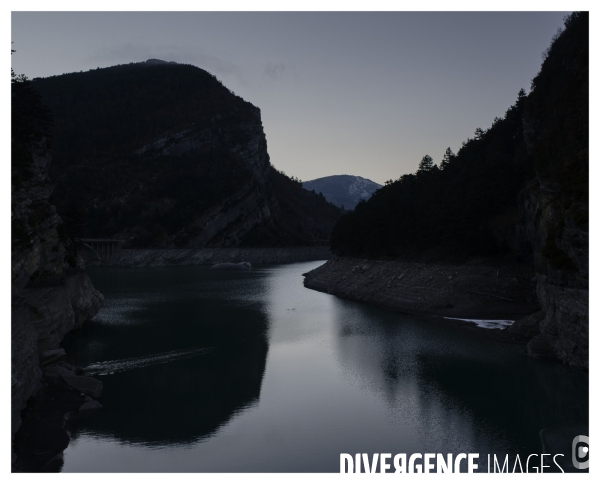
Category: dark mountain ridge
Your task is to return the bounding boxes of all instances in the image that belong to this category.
[32,60,341,248]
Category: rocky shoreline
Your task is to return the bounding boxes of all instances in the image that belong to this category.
[304,257,539,319]
[304,257,588,369]
[84,245,332,267]
[303,257,545,344]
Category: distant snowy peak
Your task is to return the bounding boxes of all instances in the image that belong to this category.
[347,176,379,200]
[302,175,382,210]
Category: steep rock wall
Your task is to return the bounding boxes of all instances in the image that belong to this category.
[133,107,273,248]
[515,12,588,369]
[516,166,588,369]
[11,138,103,450]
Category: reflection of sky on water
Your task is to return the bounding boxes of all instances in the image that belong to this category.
[61,261,587,472]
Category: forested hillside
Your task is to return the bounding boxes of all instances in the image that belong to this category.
[331,12,587,264]
[332,89,532,259]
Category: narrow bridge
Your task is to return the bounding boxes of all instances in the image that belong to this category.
[77,238,124,262]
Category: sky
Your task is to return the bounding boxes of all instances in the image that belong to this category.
[11,11,569,185]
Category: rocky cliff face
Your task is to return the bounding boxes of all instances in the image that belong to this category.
[512,13,589,369]
[11,80,103,454]
[129,106,273,248]
[515,182,588,368]
[32,61,341,249]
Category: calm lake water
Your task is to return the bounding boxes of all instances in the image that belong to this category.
[60,261,588,472]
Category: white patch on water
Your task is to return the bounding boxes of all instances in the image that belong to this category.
[83,347,214,376]
[443,317,515,330]
[93,296,171,326]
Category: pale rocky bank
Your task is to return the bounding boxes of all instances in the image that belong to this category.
[83,246,331,267]
[304,257,539,321]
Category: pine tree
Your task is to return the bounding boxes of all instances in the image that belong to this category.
[440,147,456,170]
[417,154,434,173]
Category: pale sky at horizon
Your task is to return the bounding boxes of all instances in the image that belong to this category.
[11,11,569,185]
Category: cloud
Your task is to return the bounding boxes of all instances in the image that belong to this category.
[264,62,289,81]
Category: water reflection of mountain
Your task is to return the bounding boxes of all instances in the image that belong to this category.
[331,298,588,457]
[64,266,270,448]
[67,342,268,446]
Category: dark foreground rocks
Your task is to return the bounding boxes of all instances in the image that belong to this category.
[12,362,103,472]
[11,269,103,465]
